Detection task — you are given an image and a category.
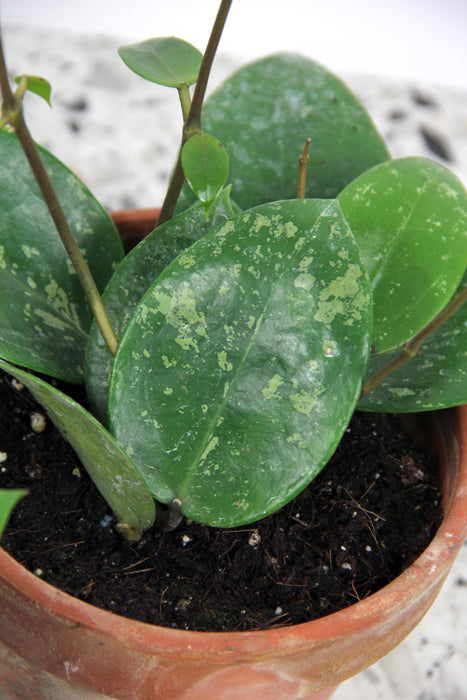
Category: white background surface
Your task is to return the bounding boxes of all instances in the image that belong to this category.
[2,0,467,89]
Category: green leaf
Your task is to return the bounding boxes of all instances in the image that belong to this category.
[359,269,467,412]
[0,358,155,532]
[14,74,52,106]
[176,53,389,213]
[338,157,467,354]
[181,134,229,217]
[0,489,28,539]
[108,199,372,527]
[0,130,124,382]
[118,37,202,88]
[85,190,239,424]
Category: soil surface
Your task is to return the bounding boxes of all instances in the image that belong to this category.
[0,368,442,632]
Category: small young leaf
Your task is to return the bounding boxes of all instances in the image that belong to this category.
[359,269,467,412]
[14,74,52,106]
[338,157,467,354]
[181,134,229,217]
[85,190,238,424]
[0,130,123,382]
[0,359,155,532]
[0,489,28,539]
[108,199,372,528]
[118,37,202,88]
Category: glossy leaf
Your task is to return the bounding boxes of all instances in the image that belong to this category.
[118,37,202,88]
[85,190,238,424]
[0,130,124,382]
[0,489,28,538]
[0,358,155,532]
[108,199,372,527]
[14,74,52,106]
[176,53,389,212]
[338,157,467,354]
[181,134,229,216]
[359,269,467,412]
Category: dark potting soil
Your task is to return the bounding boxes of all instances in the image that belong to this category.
[0,368,442,632]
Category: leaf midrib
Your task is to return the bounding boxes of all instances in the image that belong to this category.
[371,177,434,289]
[176,203,335,501]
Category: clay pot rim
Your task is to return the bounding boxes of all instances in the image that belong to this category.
[1,402,466,655]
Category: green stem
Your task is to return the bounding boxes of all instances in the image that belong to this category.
[13,74,28,101]
[178,84,192,122]
[187,0,233,133]
[0,36,118,356]
[154,497,183,532]
[16,113,119,355]
[360,284,467,398]
[0,111,10,129]
[157,0,233,226]
[0,34,15,114]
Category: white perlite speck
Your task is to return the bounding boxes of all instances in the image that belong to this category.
[248,530,261,547]
[30,412,47,433]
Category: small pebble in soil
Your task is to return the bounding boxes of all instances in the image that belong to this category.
[30,412,47,433]
[248,529,261,547]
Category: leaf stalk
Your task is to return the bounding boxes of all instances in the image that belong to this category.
[177,84,192,122]
[361,283,467,398]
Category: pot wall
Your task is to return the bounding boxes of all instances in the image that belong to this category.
[111,208,160,253]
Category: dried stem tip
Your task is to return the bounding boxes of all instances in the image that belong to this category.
[299,138,312,164]
[297,138,312,199]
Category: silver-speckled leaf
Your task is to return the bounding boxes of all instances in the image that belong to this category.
[85,191,238,424]
[0,130,123,382]
[339,157,467,354]
[109,199,372,527]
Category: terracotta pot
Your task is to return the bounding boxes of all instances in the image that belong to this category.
[0,210,466,700]
[111,208,160,253]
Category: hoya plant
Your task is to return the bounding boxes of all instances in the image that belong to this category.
[0,1,466,539]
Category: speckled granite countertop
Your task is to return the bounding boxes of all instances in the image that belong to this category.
[2,24,467,700]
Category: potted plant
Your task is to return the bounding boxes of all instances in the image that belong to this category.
[0,1,466,698]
